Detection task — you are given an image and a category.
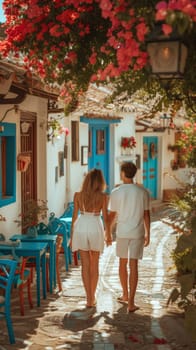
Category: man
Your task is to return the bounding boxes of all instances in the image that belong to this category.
[109,161,150,312]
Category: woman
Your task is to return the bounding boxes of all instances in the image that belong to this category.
[71,168,112,308]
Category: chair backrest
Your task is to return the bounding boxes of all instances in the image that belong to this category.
[60,202,74,218]
[48,216,68,236]
[0,259,17,344]
[0,259,17,304]
[13,257,29,287]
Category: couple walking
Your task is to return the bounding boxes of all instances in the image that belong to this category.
[70,162,150,312]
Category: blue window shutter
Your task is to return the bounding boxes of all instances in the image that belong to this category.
[0,123,16,207]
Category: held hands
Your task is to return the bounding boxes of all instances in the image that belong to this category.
[104,216,115,247]
[105,232,112,247]
[105,238,112,246]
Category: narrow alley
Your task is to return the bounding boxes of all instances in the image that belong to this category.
[0,209,195,350]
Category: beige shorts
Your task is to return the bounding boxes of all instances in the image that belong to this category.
[116,237,144,259]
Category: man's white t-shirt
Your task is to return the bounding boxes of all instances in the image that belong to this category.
[109,184,150,239]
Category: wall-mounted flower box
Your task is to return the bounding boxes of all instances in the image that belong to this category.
[121,136,136,156]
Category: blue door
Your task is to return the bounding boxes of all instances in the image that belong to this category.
[88,125,109,189]
[143,136,158,199]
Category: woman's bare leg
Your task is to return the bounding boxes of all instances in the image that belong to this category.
[79,250,92,306]
[89,251,100,305]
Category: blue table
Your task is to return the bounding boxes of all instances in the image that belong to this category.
[10,234,57,293]
[0,241,47,307]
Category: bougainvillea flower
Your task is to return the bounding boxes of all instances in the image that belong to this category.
[136,22,148,42]
[0,0,195,114]
[156,1,168,10]
[89,52,97,65]
[162,23,173,35]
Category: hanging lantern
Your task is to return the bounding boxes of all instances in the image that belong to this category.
[159,113,176,134]
[147,25,188,79]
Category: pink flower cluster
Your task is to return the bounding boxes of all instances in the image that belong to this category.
[0,0,195,105]
[156,0,196,35]
[179,120,196,153]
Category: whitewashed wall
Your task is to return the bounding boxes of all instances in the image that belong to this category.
[113,112,136,186]
[46,123,67,218]
[68,117,89,201]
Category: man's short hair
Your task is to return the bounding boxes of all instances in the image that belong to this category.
[120,162,137,179]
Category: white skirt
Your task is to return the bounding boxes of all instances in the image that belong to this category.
[72,213,105,252]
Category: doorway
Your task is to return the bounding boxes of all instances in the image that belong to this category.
[20,113,37,232]
[143,136,158,199]
[88,125,109,190]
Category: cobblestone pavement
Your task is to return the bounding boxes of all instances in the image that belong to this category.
[0,208,196,350]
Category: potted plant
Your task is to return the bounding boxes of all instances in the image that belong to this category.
[14,199,48,237]
[165,171,196,340]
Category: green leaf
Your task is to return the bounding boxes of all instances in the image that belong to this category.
[175,235,194,254]
[178,274,195,299]
[167,288,180,305]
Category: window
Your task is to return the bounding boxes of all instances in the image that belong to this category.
[71,121,79,161]
[88,129,92,157]
[0,123,16,207]
[96,129,105,154]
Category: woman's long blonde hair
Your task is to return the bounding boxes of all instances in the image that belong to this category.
[80,169,106,210]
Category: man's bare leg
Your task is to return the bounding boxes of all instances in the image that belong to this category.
[118,257,128,301]
[128,258,139,311]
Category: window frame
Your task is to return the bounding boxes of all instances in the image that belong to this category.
[0,122,16,207]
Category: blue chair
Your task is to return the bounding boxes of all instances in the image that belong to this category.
[0,259,17,344]
[46,235,63,292]
[59,204,80,266]
[60,202,74,218]
[48,214,72,271]
[0,243,33,316]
